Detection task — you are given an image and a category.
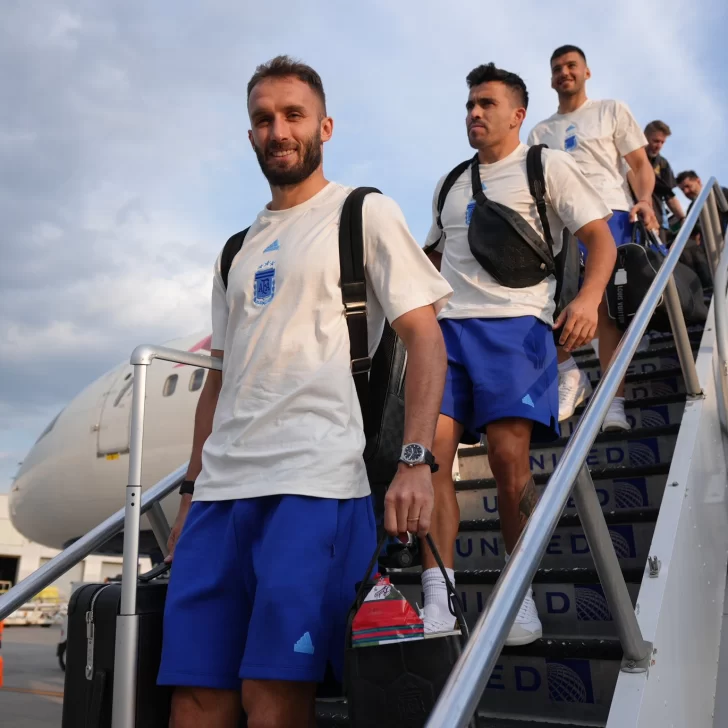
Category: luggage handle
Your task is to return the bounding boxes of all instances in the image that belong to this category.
[138,562,171,583]
[350,531,470,642]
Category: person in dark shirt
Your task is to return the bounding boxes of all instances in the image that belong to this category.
[644,121,685,240]
[675,170,726,290]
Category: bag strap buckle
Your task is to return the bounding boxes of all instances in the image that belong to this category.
[344,301,367,316]
[351,357,372,375]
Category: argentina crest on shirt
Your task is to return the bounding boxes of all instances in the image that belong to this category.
[253,260,276,305]
[564,124,578,152]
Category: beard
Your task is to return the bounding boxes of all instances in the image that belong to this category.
[253,129,323,187]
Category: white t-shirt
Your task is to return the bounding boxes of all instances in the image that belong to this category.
[194,182,453,502]
[424,143,610,325]
[527,99,647,212]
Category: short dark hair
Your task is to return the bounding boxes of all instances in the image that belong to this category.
[550,45,587,65]
[645,120,672,136]
[466,63,529,109]
[247,55,327,113]
[676,170,699,185]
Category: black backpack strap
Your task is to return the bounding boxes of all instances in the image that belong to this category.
[423,157,474,255]
[339,187,382,431]
[526,144,555,255]
[220,227,251,290]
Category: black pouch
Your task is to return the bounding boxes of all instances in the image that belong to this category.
[467,160,555,288]
[606,221,708,333]
[344,534,471,728]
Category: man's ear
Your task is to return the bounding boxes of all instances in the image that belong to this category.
[320,116,334,143]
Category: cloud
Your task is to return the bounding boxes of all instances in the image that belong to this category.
[1,0,726,491]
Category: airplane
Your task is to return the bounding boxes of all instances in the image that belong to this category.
[9,332,214,554]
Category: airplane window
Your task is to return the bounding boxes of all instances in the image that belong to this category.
[189,369,205,392]
[114,378,134,406]
[163,375,178,397]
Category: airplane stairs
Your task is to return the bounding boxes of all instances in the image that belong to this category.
[316,320,728,726]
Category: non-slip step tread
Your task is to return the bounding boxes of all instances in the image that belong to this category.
[458,423,680,459]
[315,699,602,728]
[604,366,683,384]
[502,637,622,661]
[459,506,659,532]
[389,567,645,586]
[572,392,686,417]
[455,462,671,491]
[574,343,696,371]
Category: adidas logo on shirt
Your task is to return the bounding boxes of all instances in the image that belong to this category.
[294,632,315,655]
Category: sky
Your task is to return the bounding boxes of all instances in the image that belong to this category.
[1,0,727,492]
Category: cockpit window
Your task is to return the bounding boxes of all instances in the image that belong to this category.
[189,369,205,392]
[35,410,63,444]
[114,378,134,406]
[163,375,178,397]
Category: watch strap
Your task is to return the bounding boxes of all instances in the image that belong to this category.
[179,479,195,496]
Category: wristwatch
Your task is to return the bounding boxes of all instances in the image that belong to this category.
[399,443,439,473]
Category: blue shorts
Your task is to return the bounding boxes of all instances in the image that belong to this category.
[579,210,668,269]
[579,210,634,264]
[157,494,376,689]
[440,316,559,445]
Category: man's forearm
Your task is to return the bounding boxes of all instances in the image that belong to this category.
[631,160,656,205]
[185,376,221,481]
[579,225,618,302]
[401,324,447,450]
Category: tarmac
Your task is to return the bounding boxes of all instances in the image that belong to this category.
[0,625,63,728]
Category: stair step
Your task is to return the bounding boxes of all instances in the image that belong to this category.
[576,349,690,383]
[573,342,695,372]
[453,507,658,570]
[315,638,623,726]
[457,424,679,480]
[393,568,643,639]
[562,393,686,436]
[316,699,604,727]
[456,463,669,519]
[571,328,703,358]
[480,638,621,724]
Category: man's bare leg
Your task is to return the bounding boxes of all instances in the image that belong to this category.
[596,299,630,431]
[420,414,464,632]
[170,687,240,728]
[242,679,317,728]
[486,417,543,645]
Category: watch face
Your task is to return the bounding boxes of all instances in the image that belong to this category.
[402,443,425,463]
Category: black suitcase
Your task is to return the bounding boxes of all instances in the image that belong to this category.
[62,568,172,728]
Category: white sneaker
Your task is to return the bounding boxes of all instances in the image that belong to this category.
[419,603,457,635]
[505,588,542,646]
[602,398,631,432]
[558,367,593,421]
[636,334,651,353]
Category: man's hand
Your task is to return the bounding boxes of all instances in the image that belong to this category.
[630,200,660,232]
[553,291,600,353]
[384,464,434,539]
[164,495,192,563]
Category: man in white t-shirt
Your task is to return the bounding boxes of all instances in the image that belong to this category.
[156,55,452,728]
[422,63,615,644]
[528,45,659,430]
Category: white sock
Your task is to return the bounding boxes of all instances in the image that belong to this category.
[611,396,626,407]
[422,567,455,616]
[558,357,578,374]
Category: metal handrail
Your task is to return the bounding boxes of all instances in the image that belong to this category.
[0,347,223,623]
[426,178,727,728]
[0,464,188,621]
